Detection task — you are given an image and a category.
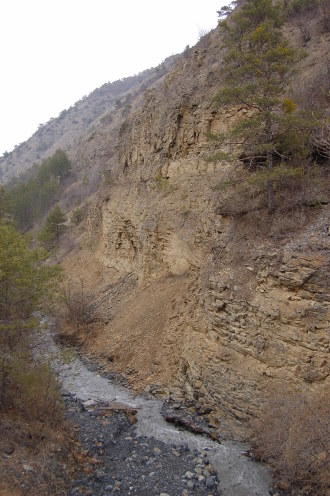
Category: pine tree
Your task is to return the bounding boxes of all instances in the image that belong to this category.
[71,207,85,226]
[39,206,67,248]
[47,149,71,183]
[213,0,313,212]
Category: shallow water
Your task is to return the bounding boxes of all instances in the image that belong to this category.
[52,339,271,496]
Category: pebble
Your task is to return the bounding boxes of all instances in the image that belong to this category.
[185,471,194,479]
[65,391,221,496]
[95,469,105,480]
[22,464,33,472]
[83,399,97,408]
[205,477,217,488]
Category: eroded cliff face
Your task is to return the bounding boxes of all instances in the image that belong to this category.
[83,178,328,438]
[63,15,329,439]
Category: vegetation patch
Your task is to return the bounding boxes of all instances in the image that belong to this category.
[0,222,74,495]
[253,391,330,495]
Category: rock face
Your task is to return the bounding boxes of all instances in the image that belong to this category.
[59,10,329,439]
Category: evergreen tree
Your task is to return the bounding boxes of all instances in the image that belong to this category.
[47,149,71,183]
[1,149,71,230]
[39,206,67,248]
[71,207,85,226]
[0,223,61,411]
[213,0,313,212]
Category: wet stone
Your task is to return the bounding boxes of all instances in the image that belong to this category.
[83,399,97,409]
[66,393,221,495]
[205,476,217,488]
[58,344,270,496]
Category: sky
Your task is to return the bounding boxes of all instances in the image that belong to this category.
[0,0,225,157]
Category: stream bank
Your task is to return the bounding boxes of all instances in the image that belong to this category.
[53,341,272,496]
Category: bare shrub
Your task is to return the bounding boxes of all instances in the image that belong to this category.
[270,209,308,238]
[63,281,96,333]
[215,177,266,217]
[253,391,330,494]
[270,215,296,237]
[198,28,212,49]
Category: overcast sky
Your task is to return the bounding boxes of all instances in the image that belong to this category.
[0,0,224,156]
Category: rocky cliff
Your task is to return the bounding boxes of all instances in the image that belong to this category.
[30,6,330,439]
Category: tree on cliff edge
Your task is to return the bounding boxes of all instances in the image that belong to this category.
[213,0,315,213]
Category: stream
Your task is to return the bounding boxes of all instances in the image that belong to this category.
[50,334,271,496]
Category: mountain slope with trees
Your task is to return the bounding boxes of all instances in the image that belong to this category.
[0,2,329,494]
[0,55,178,183]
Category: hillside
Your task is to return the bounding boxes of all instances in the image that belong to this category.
[1,1,329,493]
[53,0,329,441]
[0,55,177,183]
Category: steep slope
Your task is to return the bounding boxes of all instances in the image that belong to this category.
[0,55,177,183]
[57,5,329,441]
[2,3,327,445]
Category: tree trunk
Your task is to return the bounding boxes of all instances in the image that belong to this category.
[267,150,275,213]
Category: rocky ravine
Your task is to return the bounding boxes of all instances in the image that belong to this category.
[59,10,329,440]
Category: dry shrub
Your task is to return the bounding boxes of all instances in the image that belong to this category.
[215,161,328,220]
[253,391,330,494]
[63,282,96,334]
[11,361,62,425]
[215,179,266,217]
[275,166,328,212]
[270,209,307,238]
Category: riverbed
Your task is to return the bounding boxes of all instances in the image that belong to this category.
[51,336,271,496]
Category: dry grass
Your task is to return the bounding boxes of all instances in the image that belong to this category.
[0,414,72,496]
[0,353,73,495]
[253,391,330,495]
